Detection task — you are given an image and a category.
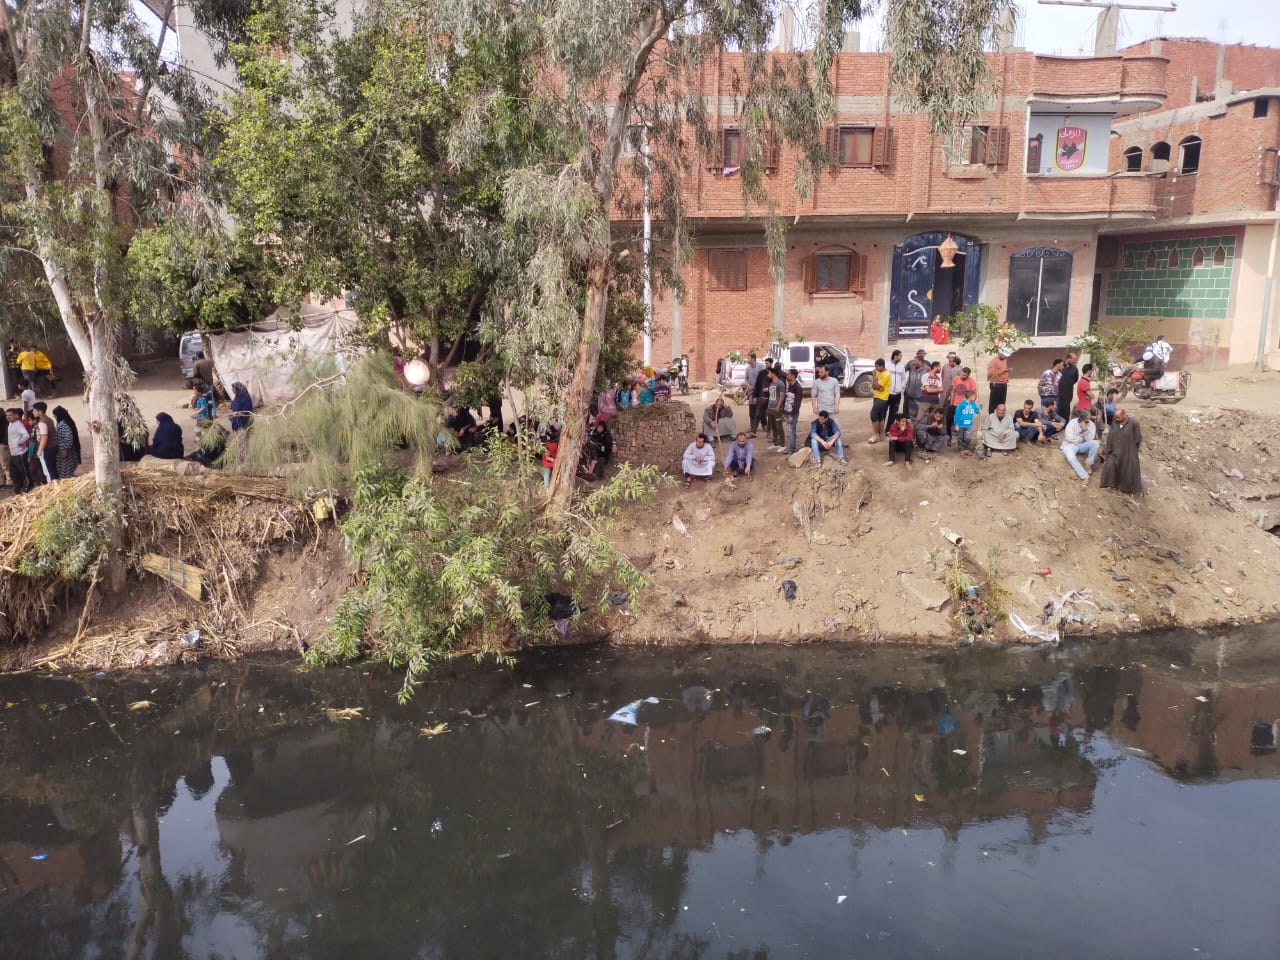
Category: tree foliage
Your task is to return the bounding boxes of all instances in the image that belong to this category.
[236,352,439,493]
[1070,319,1151,374]
[312,442,659,700]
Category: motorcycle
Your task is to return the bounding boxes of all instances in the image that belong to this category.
[666,355,690,395]
[1107,362,1191,403]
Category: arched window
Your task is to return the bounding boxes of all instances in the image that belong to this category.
[1213,245,1227,267]
[1192,246,1205,267]
[1007,248,1072,336]
[1122,250,1135,269]
[1150,141,1171,174]
[1179,135,1202,175]
[1145,250,1158,270]
[1123,146,1143,172]
[1168,247,1180,269]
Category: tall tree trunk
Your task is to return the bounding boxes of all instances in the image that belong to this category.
[547,256,610,514]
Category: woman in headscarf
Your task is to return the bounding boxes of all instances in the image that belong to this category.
[151,412,184,459]
[229,382,254,431]
[50,405,81,479]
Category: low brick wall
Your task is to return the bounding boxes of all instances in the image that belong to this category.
[610,402,698,471]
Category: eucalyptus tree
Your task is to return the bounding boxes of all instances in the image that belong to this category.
[0,0,234,580]
[420,0,1017,513]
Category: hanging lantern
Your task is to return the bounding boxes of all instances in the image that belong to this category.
[938,234,959,269]
[404,358,431,386]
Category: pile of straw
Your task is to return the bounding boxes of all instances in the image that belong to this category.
[0,469,314,669]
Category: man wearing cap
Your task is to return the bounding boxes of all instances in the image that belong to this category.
[986,349,1011,414]
[1057,351,1079,419]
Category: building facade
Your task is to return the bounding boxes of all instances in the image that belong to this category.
[639,39,1280,379]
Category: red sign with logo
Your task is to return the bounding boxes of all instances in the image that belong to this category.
[1055,126,1087,171]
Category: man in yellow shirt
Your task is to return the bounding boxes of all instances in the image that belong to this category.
[33,349,53,395]
[868,358,891,444]
[16,346,37,392]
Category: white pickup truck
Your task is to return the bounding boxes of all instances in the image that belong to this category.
[721,342,876,398]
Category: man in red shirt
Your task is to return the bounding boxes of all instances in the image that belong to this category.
[986,349,1011,413]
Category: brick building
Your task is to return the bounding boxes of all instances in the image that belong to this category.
[1099,38,1280,368]
[637,36,1280,379]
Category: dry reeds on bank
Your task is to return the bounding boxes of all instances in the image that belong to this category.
[0,468,314,670]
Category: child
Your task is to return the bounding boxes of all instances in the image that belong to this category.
[193,386,215,421]
[952,387,981,456]
[541,434,558,487]
[653,374,672,402]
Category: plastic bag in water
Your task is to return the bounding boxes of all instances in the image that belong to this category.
[607,697,660,726]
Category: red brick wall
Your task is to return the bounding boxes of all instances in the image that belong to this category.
[1122,39,1280,109]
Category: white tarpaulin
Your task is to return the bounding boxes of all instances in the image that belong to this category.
[208,304,358,406]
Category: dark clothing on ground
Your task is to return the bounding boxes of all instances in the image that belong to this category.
[1100,419,1144,494]
[151,413,184,459]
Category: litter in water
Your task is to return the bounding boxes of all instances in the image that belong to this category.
[30,854,47,862]
[836,895,847,905]
[607,697,660,726]
[346,834,366,846]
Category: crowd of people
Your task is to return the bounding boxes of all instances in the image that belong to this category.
[676,347,1145,494]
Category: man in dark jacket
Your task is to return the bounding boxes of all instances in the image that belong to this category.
[1057,351,1079,420]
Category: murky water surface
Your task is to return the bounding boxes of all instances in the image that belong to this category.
[2,628,1279,959]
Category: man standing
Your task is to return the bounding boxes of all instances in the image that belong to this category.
[904,354,927,421]
[743,353,769,437]
[1100,409,1144,494]
[986,348,1011,414]
[1057,352,1079,420]
[5,408,31,492]
[724,432,755,479]
[765,367,786,451]
[16,345,37,392]
[811,361,840,417]
[808,410,845,465]
[194,351,216,389]
[30,401,55,483]
[868,359,891,444]
[1038,358,1063,407]
[1060,410,1099,482]
[886,349,908,422]
[941,353,962,439]
[781,368,803,455]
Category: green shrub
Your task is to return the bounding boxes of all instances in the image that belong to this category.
[18,490,110,580]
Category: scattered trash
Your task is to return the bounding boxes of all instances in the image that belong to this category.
[30,854,47,862]
[604,819,625,830]
[496,852,512,860]
[523,701,540,708]
[913,793,925,803]
[345,834,366,846]
[1111,573,1132,582]
[777,555,803,565]
[1009,613,1060,645]
[1223,467,1244,480]
[607,697,660,726]
[1034,568,1051,578]
[127,700,156,711]
[952,749,967,756]
[609,591,630,606]
[671,515,690,538]
[325,707,364,720]
[430,818,443,836]
[918,500,929,507]
[836,895,848,905]
[1194,695,1210,703]
[723,544,734,557]
[939,527,963,546]
[751,725,772,736]
[670,589,686,607]
[179,629,202,649]
[781,580,797,602]
[419,722,449,738]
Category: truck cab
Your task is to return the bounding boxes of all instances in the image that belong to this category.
[766,342,876,398]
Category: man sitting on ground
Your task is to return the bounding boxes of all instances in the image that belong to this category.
[723,432,755,479]
[1013,399,1045,444]
[1038,398,1066,439]
[1061,409,1099,483]
[681,433,716,486]
[981,402,1017,456]
[809,410,846,465]
[886,413,915,470]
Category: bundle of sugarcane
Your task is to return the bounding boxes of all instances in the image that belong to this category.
[140,553,206,600]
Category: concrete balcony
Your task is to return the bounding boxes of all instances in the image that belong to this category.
[1022,174,1157,217]
[1029,54,1168,116]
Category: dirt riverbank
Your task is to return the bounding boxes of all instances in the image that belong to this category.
[604,398,1280,647]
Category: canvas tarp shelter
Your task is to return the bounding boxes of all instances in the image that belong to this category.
[208,304,358,406]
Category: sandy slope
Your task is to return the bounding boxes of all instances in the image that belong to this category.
[606,400,1280,647]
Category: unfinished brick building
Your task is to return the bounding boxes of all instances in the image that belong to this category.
[638,36,1280,379]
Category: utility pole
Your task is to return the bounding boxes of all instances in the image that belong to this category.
[1038,0,1176,55]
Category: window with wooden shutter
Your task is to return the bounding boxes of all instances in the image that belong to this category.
[984,126,1010,166]
[804,249,867,294]
[837,126,875,167]
[706,129,723,171]
[966,126,989,165]
[721,129,743,172]
[764,132,780,173]
[707,249,748,291]
[870,126,889,168]
[1026,134,1043,174]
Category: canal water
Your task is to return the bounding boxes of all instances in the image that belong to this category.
[2,627,1278,959]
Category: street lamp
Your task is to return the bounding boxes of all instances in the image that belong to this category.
[404,358,430,386]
